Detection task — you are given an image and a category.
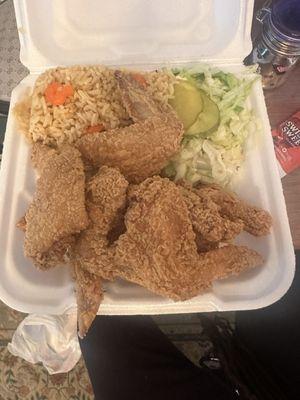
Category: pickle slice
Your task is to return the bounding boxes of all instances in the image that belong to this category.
[186,90,220,136]
[169,81,203,130]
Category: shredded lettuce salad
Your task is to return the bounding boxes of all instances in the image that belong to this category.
[164,66,261,187]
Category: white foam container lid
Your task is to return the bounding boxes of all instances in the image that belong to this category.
[0,0,295,315]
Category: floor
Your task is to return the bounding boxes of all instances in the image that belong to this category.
[0,295,229,400]
[0,300,95,400]
[0,115,6,158]
[0,0,27,101]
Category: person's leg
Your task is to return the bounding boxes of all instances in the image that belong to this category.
[80,315,236,400]
[235,251,300,398]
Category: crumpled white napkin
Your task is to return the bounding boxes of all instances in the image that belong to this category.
[7,308,81,374]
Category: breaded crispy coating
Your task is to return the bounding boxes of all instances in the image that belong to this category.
[73,166,128,337]
[193,184,272,236]
[18,70,273,338]
[178,182,244,243]
[31,142,57,172]
[76,71,183,183]
[74,264,103,339]
[22,145,89,269]
[72,166,128,280]
[115,177,263,301]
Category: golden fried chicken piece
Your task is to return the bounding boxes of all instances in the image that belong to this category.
[31,142,56,172]
[18,219,75,269]
[18,218,75,269]
[115,177,263,301]
[193,184,272,236]
[74,232,113,279]
[73,166,128,337]
[23,144,89,269]
[178,181,271,253]
[178,183,244,243]
[76,71,183,183]
[32,236,76,269]
[74,264,103,338]
[86,166,129,235]
[114,70,166,121]
[73,166,128,279]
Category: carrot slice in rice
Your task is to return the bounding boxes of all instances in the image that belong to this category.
[131,73,148,87]
[85,124,105,134]
[45,82,74,106]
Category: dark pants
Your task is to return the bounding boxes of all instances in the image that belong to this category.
[80,252,300,400]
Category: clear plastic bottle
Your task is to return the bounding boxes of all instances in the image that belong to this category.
[245,0,300,89]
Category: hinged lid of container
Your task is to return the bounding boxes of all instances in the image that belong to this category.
[13,0,254,72]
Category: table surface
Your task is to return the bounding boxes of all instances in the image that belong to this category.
[253,0,300,249]
[264,67,300,250]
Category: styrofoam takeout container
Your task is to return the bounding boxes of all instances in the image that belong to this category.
[0,0,295,315]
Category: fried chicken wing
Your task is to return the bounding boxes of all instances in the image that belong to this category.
[74,264,103,339]
[72,166,128,336]
[178,182,244,243]
[114,70,166,121]
[193,184,272,236]
[73,166,128,279]
[31,142,57,172]
[33,236,76,269]
[76,71,183,183]
[23,145,89,269]
[115,177,263,301]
